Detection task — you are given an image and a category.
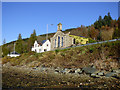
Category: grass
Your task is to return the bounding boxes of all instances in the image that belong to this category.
[2,40,120,70]
[2,40,120,88]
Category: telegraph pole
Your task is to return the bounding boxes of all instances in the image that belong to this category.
[46,24,53,40]
[14,43,16,52]
[46,24,48,40]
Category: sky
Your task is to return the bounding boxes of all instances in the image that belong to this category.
[2,2,119,44]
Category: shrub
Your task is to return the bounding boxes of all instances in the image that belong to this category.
[55,49,60,54]
[61,53,65,57]
[28,51,36,55]
[89,38,96,43]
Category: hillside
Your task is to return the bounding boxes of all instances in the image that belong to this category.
[2,40,120,88]
[2,40,120,70]
[2,13,120,56]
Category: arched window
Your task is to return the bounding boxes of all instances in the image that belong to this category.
[58,36,60,47]
[55,39,56,48]
[73,38,75,44]
[62,37,63,47]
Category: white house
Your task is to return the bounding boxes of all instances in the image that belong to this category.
[7,51,20,57]
[31,40,51,53]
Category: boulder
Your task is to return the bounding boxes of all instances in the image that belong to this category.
[75,69,82,74]
[113,69,120,74]
[105,72,117,77]
[54,69,60,73]
[97,72,105,76]
[82,66,98,74]
[61,68,71,74]
[90,73,100,78]
[69,69,75,74]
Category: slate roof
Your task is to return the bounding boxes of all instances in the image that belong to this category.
[41,40,47,44]
[36,40,47,46]
[10,51,20,55]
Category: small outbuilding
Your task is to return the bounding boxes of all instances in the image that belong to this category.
[7,51,20,57]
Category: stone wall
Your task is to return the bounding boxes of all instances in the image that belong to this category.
[50,31,74,50]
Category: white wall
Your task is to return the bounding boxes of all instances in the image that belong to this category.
[7,54,20,57]
[41,40,51,52]
[31,40,51,53]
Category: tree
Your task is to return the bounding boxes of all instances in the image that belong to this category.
[2,44,9,57]
[113,17,120,38]
[89,26,99,40]
[27,29,37,51]
[18,33,22,40]
[101,28,114,40]
[103,12,112,26]
[3,38,6,45]
[15,33,23,54]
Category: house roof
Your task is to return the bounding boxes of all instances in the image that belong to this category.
[41,40,47,44]
[36,40,48,46]
[10,51,20,55]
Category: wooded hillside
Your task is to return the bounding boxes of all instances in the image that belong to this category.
[2,12,120,56]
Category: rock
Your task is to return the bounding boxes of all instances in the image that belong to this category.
[61,81,67,84]
[75,69,82,74]
[112,74,120,79]
[105,72,117,77]
[90,73,100,78]
[82,66,98,74]
[61,70,66,74]
[61,68,71,74]
[3,62,11,67]
[69,69,75,74]
[113,69,120,74]
[97,72,105,76]
[54,69,60,73]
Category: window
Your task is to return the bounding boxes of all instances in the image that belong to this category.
[35,44,37,47]
[35,49,36,52]
[62,37,63,47]
[55,39,56,48]
[47,44,48,46]
[39,49,41,52]
[59,25,60,30]
[58,36,60,47]
[73,38,75,44]
[44,49,47,52]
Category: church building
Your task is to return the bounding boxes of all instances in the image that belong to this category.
[32,23,89,53]
[50,23,75,50]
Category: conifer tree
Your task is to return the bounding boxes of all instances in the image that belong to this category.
[103,12,112,26]
[3,38,6,45]
[28,29,37,51]
[15,33,23,54]
[2,38,9,56]
[2,44,9,57]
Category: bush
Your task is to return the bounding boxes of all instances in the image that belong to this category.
[28,51,36,55]
[89,38,96,43]
[55,49,60,54]
[61,53,65,57]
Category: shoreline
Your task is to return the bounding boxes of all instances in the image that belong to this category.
[2,63,120,89]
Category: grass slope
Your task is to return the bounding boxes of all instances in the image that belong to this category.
[2,40,120,71]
